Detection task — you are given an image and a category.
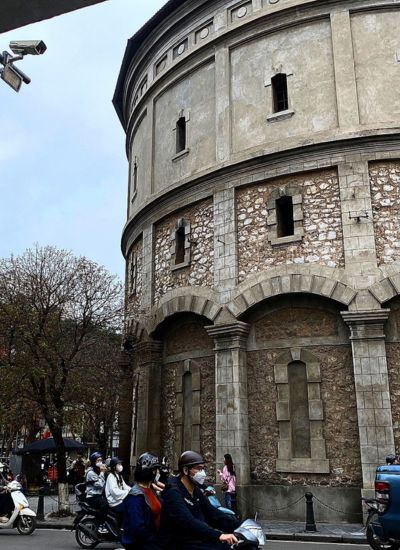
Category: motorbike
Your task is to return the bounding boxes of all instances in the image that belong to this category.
[0,480,36,535]
[204,484,236,516]
[73,483,120,549]
[234,519,266,548]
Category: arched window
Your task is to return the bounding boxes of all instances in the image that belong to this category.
[288,361,311,458]
[276,196,294,238]
[272,73,289,113]
[176,116,186,153]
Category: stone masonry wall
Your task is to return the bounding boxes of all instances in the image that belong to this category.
[125,237,143,316]
[160,356,216,477]
[237,170,344,282]
[370,162,400,265]
[154,199,214,303]
[247,307,361,487]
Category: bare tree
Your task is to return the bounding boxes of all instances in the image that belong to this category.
[0,245,123,511]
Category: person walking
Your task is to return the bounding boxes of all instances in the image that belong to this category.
[218,454,236,511]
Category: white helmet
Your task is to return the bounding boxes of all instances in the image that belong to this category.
[7,480,22,491]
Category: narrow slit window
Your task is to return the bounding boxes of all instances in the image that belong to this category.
[276,196,294,237]
[288,361,311,459]
[272,73,288,113]
[175,226,185,264]
[176,117,186,153]
[133,159,138,193]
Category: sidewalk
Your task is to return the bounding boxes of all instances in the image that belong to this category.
[31,496,367,543]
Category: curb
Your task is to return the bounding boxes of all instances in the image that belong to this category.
[266,532,367,544]
[37,521,74,530]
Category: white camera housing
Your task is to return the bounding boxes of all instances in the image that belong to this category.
[9,40,47,56]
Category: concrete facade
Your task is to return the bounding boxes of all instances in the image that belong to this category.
[115,0,400,520]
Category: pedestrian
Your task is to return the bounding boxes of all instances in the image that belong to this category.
[217,453,236,511]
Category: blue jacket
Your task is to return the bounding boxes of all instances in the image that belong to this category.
[121,483,160,547]
[159,476,239,548]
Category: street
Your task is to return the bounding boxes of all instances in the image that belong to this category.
[0,529,369,549]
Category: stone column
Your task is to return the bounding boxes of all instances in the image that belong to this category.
[141,225,154,311]
[206,322,250,484]
[118,349,134,470]
[134,340,163,461]
[214,188,238,304]
[330,8,359,128]
[342,310,394,493]
[214,44,231,164]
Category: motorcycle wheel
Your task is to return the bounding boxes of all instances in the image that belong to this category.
[16,515,36,535]
[366,522,400,550]
[75,517,99,549]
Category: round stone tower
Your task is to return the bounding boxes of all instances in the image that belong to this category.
[114,0,400,520]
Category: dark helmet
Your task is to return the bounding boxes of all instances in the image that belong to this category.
[386,454,397,465]
[178,451,205,472]
[136,453,160,472]
[89,452,102,465]
[109,457,122,470]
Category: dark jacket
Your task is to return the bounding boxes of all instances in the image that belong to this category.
[159,476,239,548]
[121,483,160,547]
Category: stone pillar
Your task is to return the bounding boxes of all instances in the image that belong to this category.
[118,349,134,470]
[342,310,394,493]
[134,340,163,461]
[206,322,250,484]
[214,44,231,164]
[141,225,154,311]
[330,8,359,128]
[214,188,238,304]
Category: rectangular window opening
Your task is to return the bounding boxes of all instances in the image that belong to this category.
[272,73,288,113]
[133,160,138,193]
[288,361,311,459]
[176,117,186,153]
[276,195,294,238]
[175,226,186,264]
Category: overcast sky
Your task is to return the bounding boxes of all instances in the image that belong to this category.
[0,0,165,280]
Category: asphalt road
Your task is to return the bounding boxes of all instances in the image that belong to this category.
[0,529,370,550]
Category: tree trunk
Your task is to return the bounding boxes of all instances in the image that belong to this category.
[52,427,70,513]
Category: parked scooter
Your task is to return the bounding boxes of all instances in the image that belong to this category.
[204,484,236,516]
[73,483,120,549]
[0,480,36,535]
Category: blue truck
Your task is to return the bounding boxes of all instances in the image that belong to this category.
[367,465,400,549]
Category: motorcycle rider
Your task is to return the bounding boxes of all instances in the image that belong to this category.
[105,457,130,520]
[121,452,162,550]
[86,451,108,534]
[159,450,240,550]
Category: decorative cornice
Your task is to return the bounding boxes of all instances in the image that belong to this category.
[205,321,250,348]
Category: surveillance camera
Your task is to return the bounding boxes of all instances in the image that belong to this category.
[9,40,47,56]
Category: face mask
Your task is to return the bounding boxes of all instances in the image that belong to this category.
[116,465,123,473]
[191,469,207,485]
[96,462,104,468]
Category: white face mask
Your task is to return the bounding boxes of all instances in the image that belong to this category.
[116,464,123,473]
[191,469,207,485]
[96,461,104,468]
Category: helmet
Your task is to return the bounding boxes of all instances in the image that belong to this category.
[136,453,160,471]
[109,457,122,470]
[90,452,102,465]
[386,454,397,465]
[178,451,205,472]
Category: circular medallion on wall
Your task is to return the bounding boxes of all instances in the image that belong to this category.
[199,27,209,39]
[177,43,186,56]
[237,6,248,18]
